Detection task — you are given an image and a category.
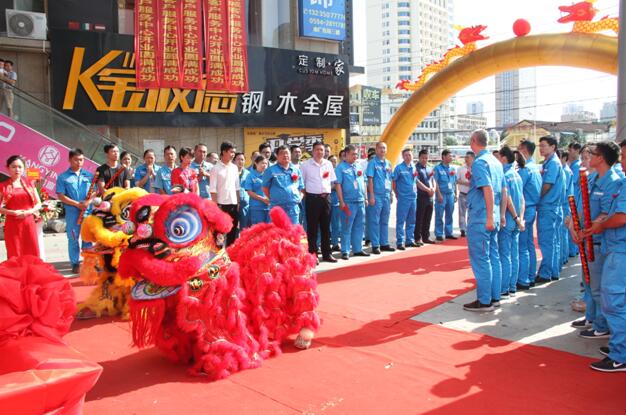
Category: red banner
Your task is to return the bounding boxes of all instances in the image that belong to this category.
[158,0,182,88]
[180,0,203,89]
[134,0,159,89]
[227,0,249,92]
[203,0,229,91]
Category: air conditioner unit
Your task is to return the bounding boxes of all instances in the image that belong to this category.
[5,9,46,40]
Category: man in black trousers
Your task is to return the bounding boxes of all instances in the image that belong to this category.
[415,149,436,245]
[301,142,338,263]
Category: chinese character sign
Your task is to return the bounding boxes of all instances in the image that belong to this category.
[181,0,203,89]
[298,0,346,41]
[135,0,159,89]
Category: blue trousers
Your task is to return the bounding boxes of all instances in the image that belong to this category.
[468,221,501,305]
[250,208,269,225]
[395,196,416,246]
[271,203,299,225]
[569,232,579,257]
[341,201,365,254]
[367,193,390,248]
[553,207,563,277]
[239,202,250,230]
[601,252,626,363]
[518,206,536,286]
[588,244,609,332]
[561,211,569,266]
[537,209,559,279]
[331,205,341,246]
[435,192,455,237]
[499,227,520,294]
[67,209,91,266]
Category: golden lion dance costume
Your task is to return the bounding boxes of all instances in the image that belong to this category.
[118,193,320,379]
[77,187,148,319]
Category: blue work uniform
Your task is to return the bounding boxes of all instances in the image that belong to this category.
[56,168,94,266]
[243,168,269,225]
[467,149,504,305]
[433,163,457,238]
[599,178,626,363]
[517,158,542,286]
[587,168,621,334]
[261,163,304,224]
[499,163,524,294]
[134,163,161,193]
[366,157,393,248]
[393,161,417,247]
[153,164,175,195]
[537,153,564,279]
[569,158,581,256]
[330,185,342,247]
[336,161,366,255]
[560,163,573,268]
[191,160,212,199]
[238,168,251,229]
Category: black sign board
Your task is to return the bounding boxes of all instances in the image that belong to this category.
[50,29,349,130]
[361,86,381,126]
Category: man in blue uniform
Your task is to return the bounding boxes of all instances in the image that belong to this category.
[335,145,369,260]
[583,139,626,372]
[235,152,250,230]
[191,143,212,200]
[463,129,505,312]
[560,151,574,269]
[573,142,621,339]
[393,149,418,250]
[568,142,582,256]
[366,142,394,254]
[536,136,564,283]
[262,145,304,224]
[154,145,177,195]
[433,149,458,241]
[56,148,94,275]
[134,149,161,193]
[497,146,525,297]
[516,141,542,290]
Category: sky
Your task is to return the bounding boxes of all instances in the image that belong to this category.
[351,0,620,126]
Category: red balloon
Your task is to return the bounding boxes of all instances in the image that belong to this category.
[513,19,531,37]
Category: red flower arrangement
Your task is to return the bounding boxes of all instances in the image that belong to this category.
[322,171,330,179]
[465,171,471,180]
[291,174,299,182]
[413,171,418,177]
[357,170,363,177]
[449,170,455,176]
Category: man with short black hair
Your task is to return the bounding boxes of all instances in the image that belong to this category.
[262,145,304,224]
[1,60,17,118]
[324,144,332,160]
[568,142,582,257]
[414,149,435,245]
[456,151,475,237]
[433,149,458,240]
[154,145,177,195]
[96,144,131,193]
[393,149,418,249]
[192,143,212,200]
[210,141,240,246]
[291,145,303,167]
[56,148,94,274]
[366,142,394,254]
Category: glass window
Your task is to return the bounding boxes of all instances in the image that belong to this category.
[398,39,411,44]
[398,29,411,35]
[399,66,412,71]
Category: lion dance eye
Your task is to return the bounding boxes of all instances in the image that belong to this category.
[120,206,131,221]
[165,207,202,245]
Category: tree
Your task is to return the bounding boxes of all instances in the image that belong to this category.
[444,137,457,146]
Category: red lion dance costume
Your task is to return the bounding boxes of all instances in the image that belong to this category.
[118,193,320,379]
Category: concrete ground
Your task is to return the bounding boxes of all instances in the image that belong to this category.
[2,200,595,360]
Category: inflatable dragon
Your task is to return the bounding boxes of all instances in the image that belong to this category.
[558,0,619,35]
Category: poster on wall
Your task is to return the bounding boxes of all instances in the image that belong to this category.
[244,128,345,161]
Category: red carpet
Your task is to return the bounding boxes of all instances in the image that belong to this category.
[65,240,626,414]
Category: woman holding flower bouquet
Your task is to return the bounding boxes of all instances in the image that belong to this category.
[0,155,41,258]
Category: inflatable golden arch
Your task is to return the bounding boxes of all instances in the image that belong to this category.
[382,33,618,163]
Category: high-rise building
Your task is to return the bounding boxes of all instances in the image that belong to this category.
[466,101,484,117]
[600,101,617,121]
[366,0,455,151]
[495,68,537,128]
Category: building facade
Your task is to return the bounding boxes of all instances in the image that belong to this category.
[495,68,536,128]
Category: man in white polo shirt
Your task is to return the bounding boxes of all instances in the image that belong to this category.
[456,151,475,237]
[210,141,240,246]
[301,141,338,263]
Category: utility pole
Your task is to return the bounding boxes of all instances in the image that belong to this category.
[617,0,626,141]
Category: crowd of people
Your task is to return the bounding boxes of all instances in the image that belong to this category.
[2,127,625,373]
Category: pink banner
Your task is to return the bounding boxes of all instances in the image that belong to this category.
[0,114,99,198]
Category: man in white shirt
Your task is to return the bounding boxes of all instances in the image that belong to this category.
[456,151,475,237]
[301,141,338,263]
[210,141,240,246]
[1,60,17,118]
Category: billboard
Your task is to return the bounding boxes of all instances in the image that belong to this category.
[361,86,381,126]
[298,0,346,41]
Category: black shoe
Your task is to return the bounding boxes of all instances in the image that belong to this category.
[397,245,406,250]
[599,346,610,357]
[571,318,592,329]
[341,253,349,260]
[460,230,466,237]
[315,257,320,265]
[323,256,338,263]
[535,277,551,285]
[436,236,444,242]
[364,240,371,247]
[381,245,396,252]
[371,247,381,255]
[445,235,458,240]
[316,249,321,255]
[423,239,435,244]
[71,264,80,274]
[551,276,560,281]
[501,292,510,298]
[529,281,536,287]
[353,251,371,257]
[516,283,530,291]
[491,300,501,308]
[590,357,626,372]
[332,245,341,252]
[463,300,494,312]
[579,329,610,339]
[406,242,419,248]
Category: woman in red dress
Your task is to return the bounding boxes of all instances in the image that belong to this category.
[170,147,200,195]
[0,155,41,258]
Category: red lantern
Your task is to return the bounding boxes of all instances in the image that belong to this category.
[513,19,531,37]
